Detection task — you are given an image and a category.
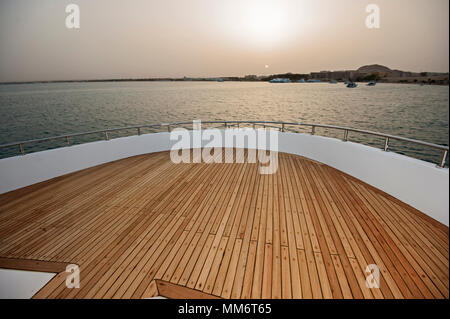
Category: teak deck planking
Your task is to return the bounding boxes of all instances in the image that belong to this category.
[0,149,448,299]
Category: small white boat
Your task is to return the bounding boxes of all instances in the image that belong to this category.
[269,78,291,83]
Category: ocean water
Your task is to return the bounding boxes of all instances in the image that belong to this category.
[0,81,448,165]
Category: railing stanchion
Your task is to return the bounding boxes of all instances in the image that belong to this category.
[19,143,25,155]
[104,131,109,140]
[67,136,71,146]
[167,125,171,132]
[137,128,141,136]
[384,137,390,151]
[311,126,316,135]
[281,123,285,132]
[439,150,448,168]
[253,123,256,129]
[343,130,349,141]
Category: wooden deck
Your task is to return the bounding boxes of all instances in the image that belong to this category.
[0,150,448,299]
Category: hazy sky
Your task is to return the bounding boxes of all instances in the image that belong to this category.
[0,0,448,82]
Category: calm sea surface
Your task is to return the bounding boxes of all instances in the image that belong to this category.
[0,81,448,164]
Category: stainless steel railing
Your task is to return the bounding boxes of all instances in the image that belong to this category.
[0,120,448,167]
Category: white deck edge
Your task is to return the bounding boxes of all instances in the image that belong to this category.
[0,268,55,299]
[0,130,448,226]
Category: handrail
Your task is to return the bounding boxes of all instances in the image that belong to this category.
[0,120,448,167]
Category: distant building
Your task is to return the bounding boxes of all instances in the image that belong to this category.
[310,70,358,81]
[310,71,330,80]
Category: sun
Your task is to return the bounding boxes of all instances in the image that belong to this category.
[242,0,287,45]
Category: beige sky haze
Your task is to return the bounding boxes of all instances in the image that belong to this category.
[0,0,448,82]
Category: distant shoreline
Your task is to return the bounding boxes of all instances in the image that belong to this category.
[2,64,449,86]
[0,78,448,86]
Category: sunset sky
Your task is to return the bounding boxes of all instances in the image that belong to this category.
[0,0,448,82]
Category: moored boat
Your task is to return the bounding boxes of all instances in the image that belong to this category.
[269,78,291,83]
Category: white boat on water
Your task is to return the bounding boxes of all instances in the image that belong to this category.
[0,120,447,299]
[269,78,291,83]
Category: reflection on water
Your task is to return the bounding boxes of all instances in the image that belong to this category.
[0,81,448,165]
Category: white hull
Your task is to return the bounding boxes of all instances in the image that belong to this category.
[0,129,448,226]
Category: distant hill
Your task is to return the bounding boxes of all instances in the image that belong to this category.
[357,64,392,73]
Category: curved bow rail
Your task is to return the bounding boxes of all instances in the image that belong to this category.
[0,120,448,167]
